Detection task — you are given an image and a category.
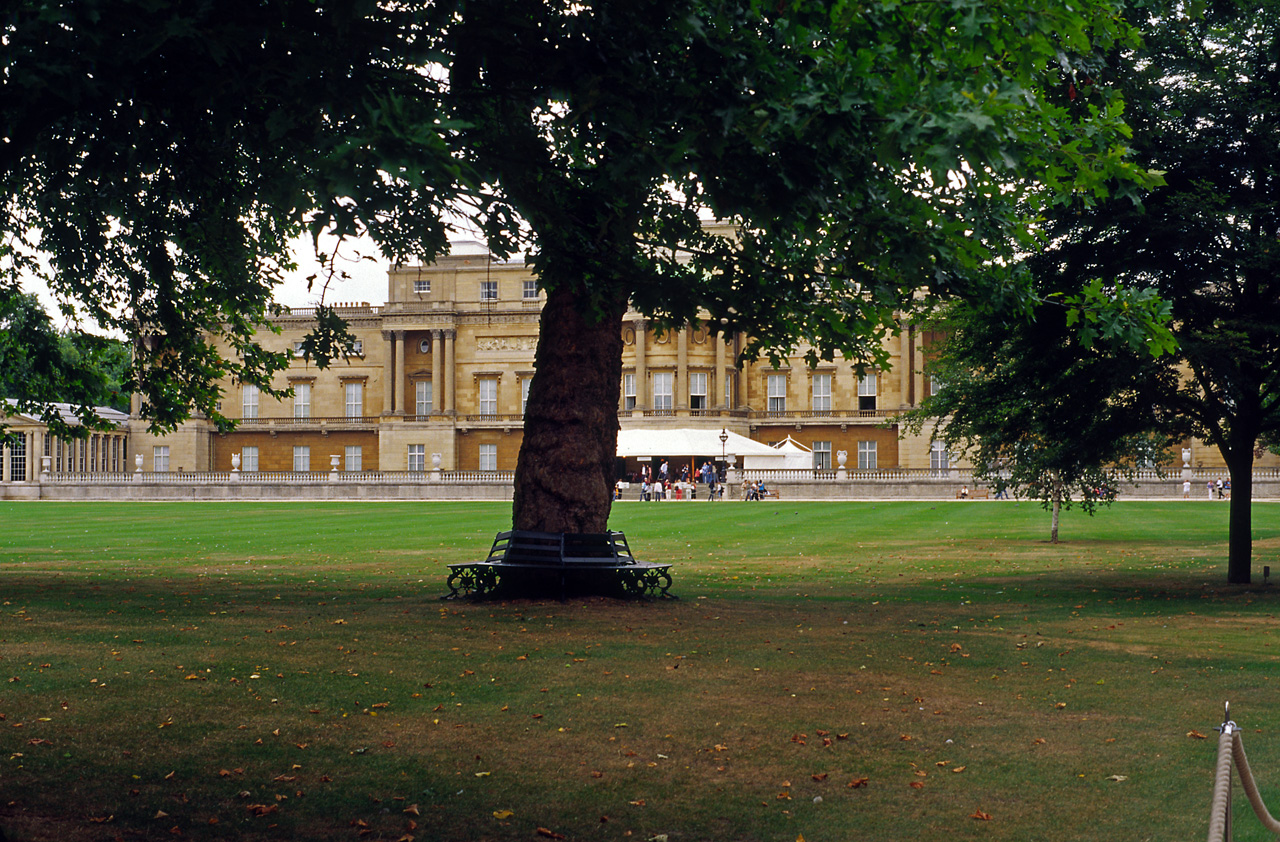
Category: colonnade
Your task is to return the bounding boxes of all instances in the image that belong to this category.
[1,430,130,481]
[382,328,457,416]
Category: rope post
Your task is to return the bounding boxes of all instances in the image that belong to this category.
[1208,702,1235,842]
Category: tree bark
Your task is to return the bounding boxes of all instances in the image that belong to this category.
[512,284,627,534]
[1225,454,1253,585]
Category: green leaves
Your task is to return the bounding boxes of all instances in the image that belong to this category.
[1062,280,1177,358]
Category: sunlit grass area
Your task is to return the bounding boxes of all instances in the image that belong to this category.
[1,500,1278,841]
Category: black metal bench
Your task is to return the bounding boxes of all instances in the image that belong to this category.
[445,530,674,600]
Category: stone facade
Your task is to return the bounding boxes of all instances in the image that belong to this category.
[116,245,1268,477]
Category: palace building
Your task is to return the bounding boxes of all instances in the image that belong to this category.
[122,244,959,476]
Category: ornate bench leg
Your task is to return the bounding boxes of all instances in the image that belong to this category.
[445,565,499,600]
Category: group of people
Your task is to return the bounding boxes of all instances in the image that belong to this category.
[1182,478,1231,499]
[622,459,779,502]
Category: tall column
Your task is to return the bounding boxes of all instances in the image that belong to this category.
[444,329,456,414]
[738,333,751,410]
[715,330,728,409]
[899,325,912,408]
[676,326,689,410]
[381,331,395,416]
[394,330,406,415]
[431,329,444,414]
[911,325,925,408]
[634,318,648,410]
[2,441,9,483]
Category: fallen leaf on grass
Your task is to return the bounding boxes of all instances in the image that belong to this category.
[247,804,279,817]
[952,766,967,773]
[848,777,869,788]
[535,828,565,839]
[908,781,924,790]
[811,773,828,782]
[1187,730,1208,740]
[971,810,992,821]
[404,804,420,816]
[1107,775,1129,782]
[89,815,113,824]
[492,810,514,819]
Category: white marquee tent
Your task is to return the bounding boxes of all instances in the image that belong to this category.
[615,428,780,461]
[745,435,812,470]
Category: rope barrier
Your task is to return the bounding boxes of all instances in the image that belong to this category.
[1207,702,1280,842]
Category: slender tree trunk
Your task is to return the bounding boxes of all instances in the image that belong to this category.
[1049,473,1062,544]
[512,284,627,534]
[1225,455,1253,584]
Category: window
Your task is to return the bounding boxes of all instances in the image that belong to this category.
[241,446,259,472]
[419,338,432,353]
[242,384,259,419]
[293,446,310,472]
[478,377,498,416]
[293,382,311,419]
[812,373,832,413]
[416,380,433,416]
[479,443,498,472]
[929,440,950,473]
[407,444,425,472]
[345,445,362,472]
[350,339,364,356]
[153,445,170,473]
[9,435,26,482]
[111,438,119,473]
[480,279,498,301]
[413,279,431,294]
[292,341,305,357]
[623,374,637,411]
[90,436,98,472]
[521,377,531,414]
[767,373,787,413]
[522,279,538,300]
[79,439,86,472]
[857,440,877,470]
[813,441,832,472]
[928,372,944,398]
[653,372,673,411]
[689,371,708,410]
[344,382,363,418]
[858,373,877,411]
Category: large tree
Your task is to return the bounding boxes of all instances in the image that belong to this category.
[912,0,1280,582]
[5,0,1161,535]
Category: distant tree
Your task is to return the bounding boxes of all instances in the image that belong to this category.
[0,291,120,437]
[906,298,1174,543]
[4,0,1163,539]
[911,0,1280,580]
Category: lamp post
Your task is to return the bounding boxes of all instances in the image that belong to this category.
[719,428,728,498]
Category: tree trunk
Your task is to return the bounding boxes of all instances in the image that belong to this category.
[1049,474,1061,544]
[1225,456,1253,584]
[512,284,627,534]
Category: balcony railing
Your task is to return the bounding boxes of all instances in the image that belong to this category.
[232,416,380,429]
[40,470,515,485]
[752,409,897,421]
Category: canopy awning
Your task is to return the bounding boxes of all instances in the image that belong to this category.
[615,428,779,459]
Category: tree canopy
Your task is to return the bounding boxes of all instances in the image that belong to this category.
[911,0,1280,581]
[4,0,1163,534]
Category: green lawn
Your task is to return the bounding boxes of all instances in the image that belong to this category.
[1,500,1278,841]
